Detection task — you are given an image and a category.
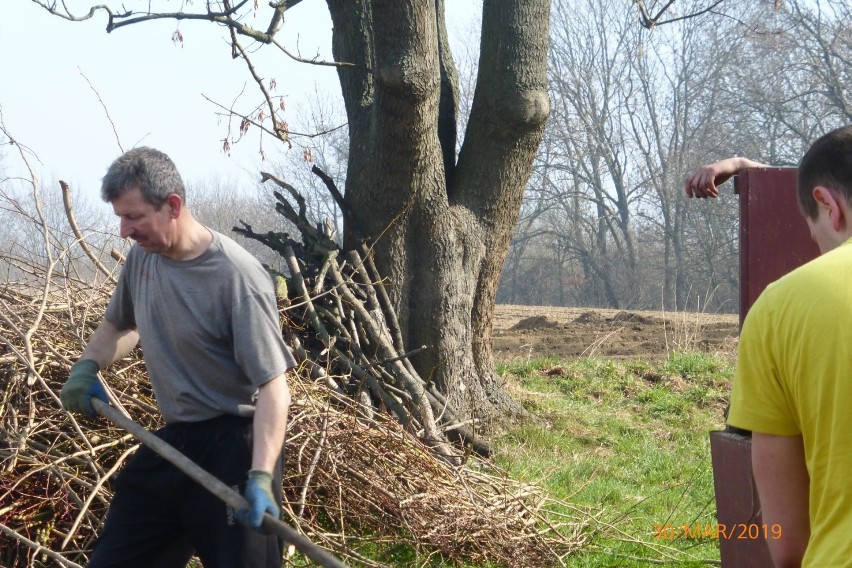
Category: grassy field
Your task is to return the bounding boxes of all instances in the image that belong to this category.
[199,351,734,568]
[493,351,733,567]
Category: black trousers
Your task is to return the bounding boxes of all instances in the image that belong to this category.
[88,414,284,568]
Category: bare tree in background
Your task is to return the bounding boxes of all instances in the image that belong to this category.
[728,0,852,163]
[626,3,752,310]
[501,0,788,312]
[187,175,292,271]
[537,0,640,308]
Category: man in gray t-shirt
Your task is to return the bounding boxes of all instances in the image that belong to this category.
[60,147,295,568]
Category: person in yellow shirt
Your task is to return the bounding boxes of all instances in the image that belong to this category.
[686,125,852,567]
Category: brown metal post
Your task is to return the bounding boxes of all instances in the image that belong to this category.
[711,168,820,566]
[709,431,773,567]
[735,168,819,327]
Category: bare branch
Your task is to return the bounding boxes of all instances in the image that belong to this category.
[59,181,118,284]
[30,1,119,23]
[77,69,124,153]
[310,165,365,241]
[269,37,357,69]
[230,35,289,147]
[105,1,252,34]
[634,0,727,29]
[0,523,83,568]
[200,93,346,145]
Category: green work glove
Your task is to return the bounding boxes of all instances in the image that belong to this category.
[60,359,108,418]
[236,470,279,530]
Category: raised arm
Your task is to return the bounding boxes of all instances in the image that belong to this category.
[684,157,768,198]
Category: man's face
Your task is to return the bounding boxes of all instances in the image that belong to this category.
[112,186,175,256]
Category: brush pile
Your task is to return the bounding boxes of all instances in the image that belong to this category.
[0,174,589,567]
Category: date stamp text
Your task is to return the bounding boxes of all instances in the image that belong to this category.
[652,523,782,541]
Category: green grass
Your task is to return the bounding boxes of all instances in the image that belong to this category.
[277,352,734,567]
[494,351,734,567]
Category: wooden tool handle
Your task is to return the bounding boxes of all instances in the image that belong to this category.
[91,399,348,568]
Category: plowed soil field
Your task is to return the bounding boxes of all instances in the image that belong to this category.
[492,304,740,362]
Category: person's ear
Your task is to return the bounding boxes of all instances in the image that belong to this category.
[812,186,846,231]
[166,193,183,219]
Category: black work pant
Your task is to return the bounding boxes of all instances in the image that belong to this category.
[88,414,284,568]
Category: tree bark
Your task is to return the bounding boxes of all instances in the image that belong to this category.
[329,0,551,420]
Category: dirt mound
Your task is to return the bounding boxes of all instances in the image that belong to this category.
[609,310,656,325]
[511,315,561,330]
[574,311,605,324]
[493,304,739,362]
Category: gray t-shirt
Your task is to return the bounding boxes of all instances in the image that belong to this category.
[105,229,296,423]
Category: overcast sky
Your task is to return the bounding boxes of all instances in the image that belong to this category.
[1,2,480,211]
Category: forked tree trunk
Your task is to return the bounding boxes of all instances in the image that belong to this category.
[327,0,551,421]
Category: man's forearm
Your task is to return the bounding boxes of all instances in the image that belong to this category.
[752,432,810,567]
[81,319,140,370]
[251,372,291,473]
[721,157,768,174]
[685,157,770,198]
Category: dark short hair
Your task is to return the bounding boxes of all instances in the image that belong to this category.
[798,125,852,219]
[101,147,186,207]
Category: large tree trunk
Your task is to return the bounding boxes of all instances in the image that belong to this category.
[328,0,551,421]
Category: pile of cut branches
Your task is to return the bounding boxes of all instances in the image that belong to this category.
[0,173,590,567]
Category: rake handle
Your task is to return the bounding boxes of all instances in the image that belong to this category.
[91,399,348,568]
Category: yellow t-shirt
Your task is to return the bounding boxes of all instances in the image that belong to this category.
[728,237,852,567]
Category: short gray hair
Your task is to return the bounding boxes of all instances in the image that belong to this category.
[101,147,186,207]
